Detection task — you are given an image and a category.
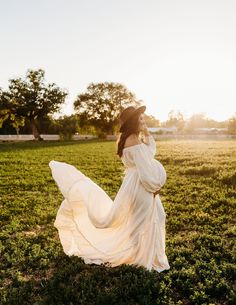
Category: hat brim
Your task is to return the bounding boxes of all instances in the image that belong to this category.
[119,105,146,132]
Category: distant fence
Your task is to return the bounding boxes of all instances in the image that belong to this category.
[0,134,235,142]
[153,134,236,140]
[0,134,97,141]
[105,134,236,140]
[0,134,35,141]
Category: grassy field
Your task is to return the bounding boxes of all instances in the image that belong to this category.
[0,139,235,305]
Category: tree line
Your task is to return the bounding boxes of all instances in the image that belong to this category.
[0,69,236,139]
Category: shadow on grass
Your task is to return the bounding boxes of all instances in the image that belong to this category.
[3,254,167,305]
[3,252,235,305]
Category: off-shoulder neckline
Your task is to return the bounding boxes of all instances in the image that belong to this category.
[123,143,145,151]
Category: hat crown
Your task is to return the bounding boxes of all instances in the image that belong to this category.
[119,105,146,132]
[119,106,137,124]
[119,106,146,132]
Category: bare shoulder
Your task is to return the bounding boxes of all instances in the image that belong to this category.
[124,134,142,148]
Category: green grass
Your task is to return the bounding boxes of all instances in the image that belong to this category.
[0,139,235,305]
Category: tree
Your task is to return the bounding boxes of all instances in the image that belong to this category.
[227,113,236,134]
[74,82,141,136]
[143,114,160,127]
[0,89,25,135]
[55,115,79,140]
[185,113,208,131]
[165,110,185,131]
[0,69,68,139]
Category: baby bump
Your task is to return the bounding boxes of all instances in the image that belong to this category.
[152,159,167,187]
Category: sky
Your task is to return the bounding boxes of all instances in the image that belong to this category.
[0,0,236,122]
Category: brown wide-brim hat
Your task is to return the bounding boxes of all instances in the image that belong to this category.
[119,105,146,132]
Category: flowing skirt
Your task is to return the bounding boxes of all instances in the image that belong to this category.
[49,160,170,272]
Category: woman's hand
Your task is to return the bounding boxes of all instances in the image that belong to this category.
[153,189,161,197]
[143,123,150,136]
[140,124,150,144]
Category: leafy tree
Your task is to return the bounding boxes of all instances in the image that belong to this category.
[165,110,185,131]
[227,113,236,134]
[55,115,79,140]
[0,89,25,135]
[143,114,160,127]
[0,69,68,139]
[185,113,208,132]
[74,82,141,135]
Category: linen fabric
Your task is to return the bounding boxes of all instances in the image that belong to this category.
[49,135,170,272]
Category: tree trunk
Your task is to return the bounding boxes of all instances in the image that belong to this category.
[30,119,43,140]
[16,127,19,138]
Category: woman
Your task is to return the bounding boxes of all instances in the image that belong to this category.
[49,105,170,272]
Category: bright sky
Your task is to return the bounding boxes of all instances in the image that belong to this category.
[1,0,236,122]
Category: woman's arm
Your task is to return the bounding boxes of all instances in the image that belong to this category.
[138,126,161,196]
[133,145,164,193]
[140,124,150,144]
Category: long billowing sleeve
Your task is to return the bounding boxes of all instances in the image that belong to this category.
[144,134,157,157]
[133,144,166,193]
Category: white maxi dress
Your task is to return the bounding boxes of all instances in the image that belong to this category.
[49,135,170,272]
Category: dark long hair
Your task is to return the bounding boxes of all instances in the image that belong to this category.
[116,114,141,158]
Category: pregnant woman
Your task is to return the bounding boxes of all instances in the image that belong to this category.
[49,105,170,272]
